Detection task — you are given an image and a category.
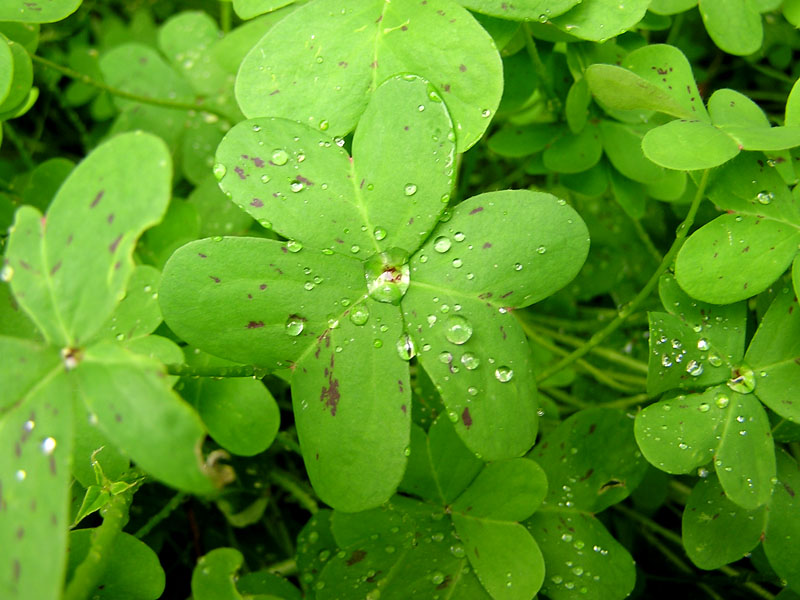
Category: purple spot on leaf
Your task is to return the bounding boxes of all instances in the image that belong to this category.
[246,321,265,329]
[469,206,484,215]
[109,235,122,253]
[90,190,104,208]
[234,167,247,180]
[209,275,221,283]
[462,407,472,428]
[251,198,264,207]
[198,253,207,258]
[482,242,492,249]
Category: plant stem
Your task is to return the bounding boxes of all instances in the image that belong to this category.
[133,492,186,539]
[535,169,710,384]
[220,0,232,33]
[3,122,35,170]
[522,25,560,111]
[265,558,298,576]
[541,386,589,409]
[27,52,229,120]
[165,363,265,378]
[270,470,319,514]
[63,490,132,600]
[600,392,651,409]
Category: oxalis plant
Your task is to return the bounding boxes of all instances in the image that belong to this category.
[1,0,800,599]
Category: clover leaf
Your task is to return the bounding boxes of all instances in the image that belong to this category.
[1,132,214,600]
[159,74,590,511]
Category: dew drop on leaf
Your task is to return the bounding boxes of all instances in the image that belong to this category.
[16,469,26,481]
[755,190,774,204]
[461,352,480,370]
[454,231,465,242]
[686,360,704,377]
[715,393,730,408]
[319,120,329,131]
[396,333,416,360]
[445,315,473,345]
[290,181,304,192]
[212,163,226,180]
[349,304,370,326]
[41,437,56,455]
[698,402,710,412]
[452,258,463,268]
[438,351,453,364]
[286,240,303,253]
[271,149,289,165]
[697,338,709,351]
[285,315,305,336]
[404,183,417,196]
[708,352,722,367]
[514,263,523,271]
[373,226,387,241]
[434,236,452,253]
[495,366,514,382]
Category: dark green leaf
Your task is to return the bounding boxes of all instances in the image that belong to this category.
[698,0,763,56]
[543,122,603,173]
[191,548,243,600]
[763,451,800,589]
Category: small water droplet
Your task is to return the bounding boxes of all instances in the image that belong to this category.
[271,149,289,165]
[374,226,387,241]
[434,236,452,253]
[452,258,463,268]
[697,338,709,351]
[404,183,417,196]
[438,351,453,364]
[41,437,56,455]
[537,246,547,254]
[287,240,303,253]
[431,572,445,585]
[350,304,370,326]
[514,263,523,271]
[15,470,26,481]
[396,333,416,360]
[212,163,226,180]
[285,315,305,336]
[756,190,774,204]
[290,181,305,192]
[698,402,710,412]
[715,393,730,408]
[538,13,548,22]
[708,353,722,367]
[319,119,329,131]
[481,108,492,118]
[461,352,480,370]
[445,315,473,344]
[495,366,513,383]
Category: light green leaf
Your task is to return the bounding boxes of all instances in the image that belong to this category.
[532,408,648,512]
[293,300,410,512]
[218,76,454,257]
[4,132,171,347]
[642,120,741,170]
[543,122,603,173]
[428,416,484,503]
[785,0,800,27]
[188,176,252,238]
[191,548,243,600]
[456,0,579,20]
[0,336,60,412]
[649,0,697,15]
[525,510,636,600]
[75,342,214,494]
[0,0,82,23]
[237,570,303,600]
[609,167,645,219]
[182,377,280,456]
[565,77,590,134]
[20,157,74,212]
[763,451,800,589]
[745,288,800,423]
[99,265,163,343]
[550,0,650,41]
[159,237,365,367]
[70,396,129,489]
[698,0,763,56]
[233,0,296,20]
[720,125,800,152]
[0,36,14,108]
[451,459,547,521]
[0,371,73,600]
[181,118,228,185]
[487,123,560,158]
[787,77,800,126]
[0,38,31,114]
[139,199,201,269]
[65,530,165,600]
[0,282,40,340]
[635,385,775,509]
[682,477,766,569]
[795,255,800,298]
[235,0,502,152]
[708,88,770,128]
[451,515,544,600]
[295,510,337,594]
[599,120,666,184]
[674,214,800,304]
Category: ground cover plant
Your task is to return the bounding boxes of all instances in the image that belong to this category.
[1,0,800,599]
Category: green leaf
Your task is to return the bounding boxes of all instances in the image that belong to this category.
[0,36,14,108]
[216,75,455,257]
[237,570,303,600]
[65,530,165,600]
[20,157,75,212]
[159,236,365,367]
[188,176,252,238]
[708,88,770,129]
[642,120,741,170]
[0,0,81,23]
[99,265,163,343]
[682,476,766,569]
[787,77,800,127]
[785,0,800,26]
[71,396,129,489]
[649,0,697,15]
[565,77,591,134]
[532,408,648,512]
[487,123,560,158]
[0,281,40,340]
[191,548,243,600]
[0,371,73,600]
[543,122,603,173]
[293,299,410,511]
[763,451,800,589]
[698,0,763,56]
[525,510,636,600]
[599,120,666,184]
[75,342,214,494]
[235,0,502,152]
[295,510,337,594]
[634,385,775,509]
[451,515,544,600]
[0,38,32,114]
[674,214,800,304]
[550,0,650,41]
[795,255,800,299]
[182,377,280,456]
[4,132,171,346]
[233,0,297,20]
[451,459,547,521]
[720,125,800,152]
[745,288,800,423]
[456,0,579,20]
[0,336,60,412]
[608,168,645,219]
[139,199,201,269]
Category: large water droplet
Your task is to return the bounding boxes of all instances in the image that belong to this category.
[404,183,417,196]
[350,304,370,326]
[271,149,289,165]
[364,248,410,304]
[287,240,303,253]
[728,364,756,393]
[396,333,416,360]
[495,366,513,382]
[373,226,387,241]
[445,315,473,345]
[285,315,305,336]
[290,181,305,192]
[686,360,704,377]
[755,190,774,204]
[434,236,452,253]
[697,338,709,351]
[212,163,227,180]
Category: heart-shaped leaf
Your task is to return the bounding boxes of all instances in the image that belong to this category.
[550,0,649,41]
[0,0,81,23]
[698,0,763,56]
[235,0,502,152]
[642,120,741,170]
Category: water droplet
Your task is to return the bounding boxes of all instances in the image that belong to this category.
[481,109,492,118]
[495,366,513,383]
[318,549,330,561]
[271,149,289,165]
[287,240,303,253]
[708,353,722,367]
[452,258,463,269]
[447,411,459,423]
[445,315,473,345]
[404,183,417,196]
[290,181,304,192]
[373,339,383,348]
[434,236,452,253]
[364,248,411,304]
[454,232,466,242]
[373,226,387,241]
[15,469,26,481]
[115,333,125,342]
[396,333,416,360]
[285,315,305,336]
[514,263,523,271]
[537,246,547,254]
[756,190,774,204]
[41,437,56,455]
[303,281,315,291]
[319,120,329,131]
[461,352,480,370]
[661,355,673,368]
[450,544,465,558]
[698,402,710,412]
[431,572,445,585]
[715,393,730,408]
[438,351,453,364]
[697,338,709,351]
[350,304,370,326]
[561,533,573,543]
[728,364,756,393]
[212,163,227,180]
[686,360,704,377]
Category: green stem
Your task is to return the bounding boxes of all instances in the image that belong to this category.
[522,25,560,111]
[165,363,266,378]
[276,431,303,455]
[63,491,132,600]
[220,0,232,33]
[535,169,710,384]
[600,392,651,409]
[133,492,186,539]
[3,122,35,170]
[541,386,589,409]
[269,470,319,514]
[27,53,229,120]
[520,317,649,375]
[265,558,298,576]
[665,12,684,47]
